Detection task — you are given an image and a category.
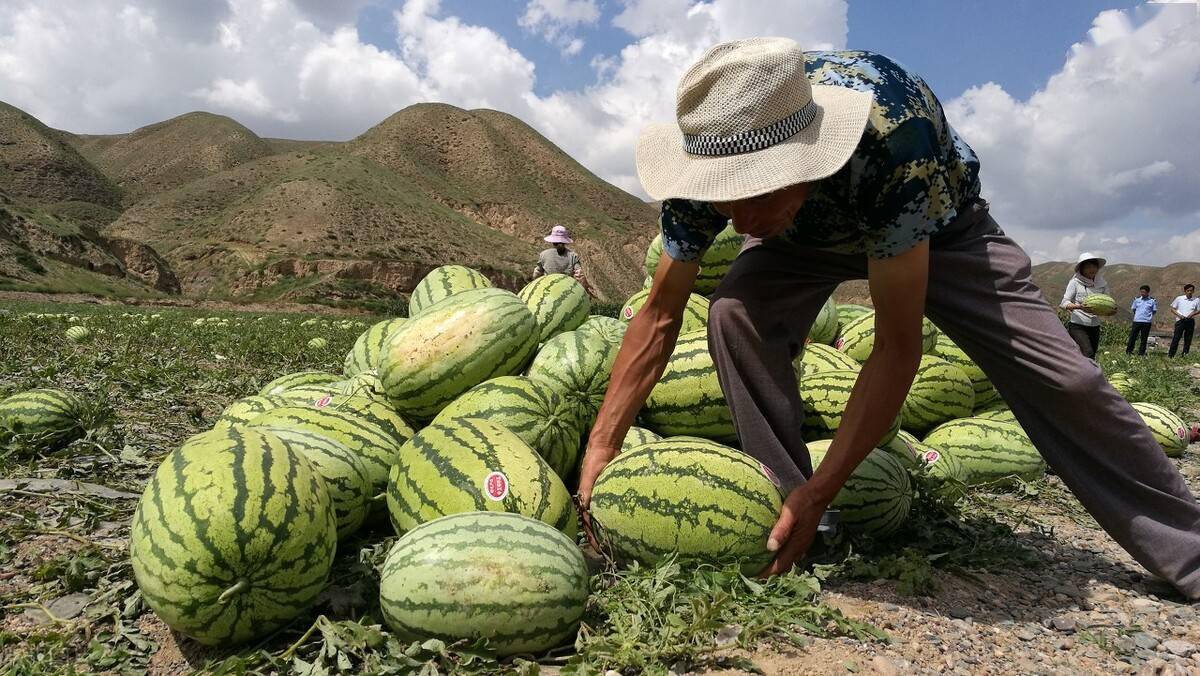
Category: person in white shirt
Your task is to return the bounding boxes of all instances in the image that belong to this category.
[1059,253,1109,359]
[1168,283,1198,358]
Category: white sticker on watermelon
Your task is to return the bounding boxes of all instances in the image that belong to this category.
[314,395,333,409]
[622,307,634,320]
[759,462,781,487]
[483,472,510,501]
[923,450,941,465]
[1176,427,1188,441]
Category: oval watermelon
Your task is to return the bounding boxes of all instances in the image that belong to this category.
[1130,402,1188,457]
[933,334,1000,409]
[922,418,1045,486]
[799,343,861,375]
[526,330,616,429]
[519,273,590,343]
[808,297,839,345]
[0,388,85,448]
[620,426,662,453]
[259,370,342,397]
[343,318,407,377]
[807,439,913,536]
[644,223,744,295]
[407,265,491,317]
[836,312,940,361]
[575,315,627,346]
[798,369,901,447]
[620,289,709,334]
[640,329,743,443]
[1082,293,1117,317]
[900,355,975,434]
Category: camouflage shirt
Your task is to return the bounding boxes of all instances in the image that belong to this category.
[659,50,981,262]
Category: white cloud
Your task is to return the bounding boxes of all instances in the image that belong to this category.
[520,0,599,55]
[945,4,1200,264]
[1165,227,1200,262]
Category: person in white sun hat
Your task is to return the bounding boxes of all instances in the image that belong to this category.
[1059,252,1110,359]
[535,224,592,294]
[576,38,1200,598]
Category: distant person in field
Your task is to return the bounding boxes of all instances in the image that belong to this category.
[1059,253,1109,359]
[1169,283,1198,358]
[534,225,592,294]
[576,38,1200,599]
[1126,285,1156,356]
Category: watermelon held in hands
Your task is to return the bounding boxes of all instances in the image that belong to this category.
[129,427,337,645]
[379,512,588,656]
[1082,293,1117,317]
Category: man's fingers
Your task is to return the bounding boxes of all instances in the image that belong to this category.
[768,501,797,552]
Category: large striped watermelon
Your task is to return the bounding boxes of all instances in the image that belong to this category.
[836,312,940,361]
[386,418,576,536]
[343,318,407,377]
[640,329,741,443]
[379,512,588,656]
[129,427,337,645]
[589,437,783,573]
[433,376,582,479]
[808,297,839,345]
[643,223,744,295]
[900,355,975,434]
[798,369,900,447]
[933,334,1000,408]
[1082,293,1117,317]
[887,431,967,501]
[65,325,92,342]
[806,440,912,536]
[799,343,861,375]
[1131,402,1188,457]
[407,265,491,317]
[215,394,288,427]
[258,428,372,538]
[922,418,1045,486]
[258,370,342,397]
[0,388,85,447]
[837,304,871,326]
[518,274,590,343]
[879,430,921,470]
[380,288,538,421]
[620,426,662,453]
[576,315,627,346]
[526,330,616,428]
[620,289,709,334]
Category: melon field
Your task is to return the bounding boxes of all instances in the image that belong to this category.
[1,294,1198,675]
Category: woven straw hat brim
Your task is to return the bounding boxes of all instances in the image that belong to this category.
[636,84,873,202]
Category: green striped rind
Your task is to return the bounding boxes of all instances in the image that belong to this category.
[380,288,539,421]
[407,265,492,317]
[1107,372,1136,400]
[1082,293,1117,316]
[974,408,1016,424]
[216,395,288,427]
[1130,402,1188,457]
[576,315,627,346]
[922,418,1045,486]
[643,234,664,281]
[836,312,939,361]
[257,428,371,538]
[260,388,415,445]
[65,325,92,342]
[259,371,342,397]
[526,330,616,429]
[641,330,741,443]
[620,426,662,454]
[807,440,912,536]
[904,434,968,501]
[247,405,410,518]
[808,297,839,345]
[518,274,591,343]
[620,290,710,334]
[432,376,583,479]
[798,369,900,447]
[129,427,337,645]
[836,304,871,326]
[331,371,386,400]
[386,418,576,536]
[379,512,588,656]
[343,318,407,377]
[800,343,861,374]
[644,223,743,295]
[879,430,921,470]
[0,388,85,444]
[933,334,1000,407]
[590,437,783,573]
[900,355,975,435]
[307,337,328,351]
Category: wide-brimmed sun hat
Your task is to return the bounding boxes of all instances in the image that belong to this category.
[545,225,573,244]
[1075,252,1107,272]
[635,37,873,202]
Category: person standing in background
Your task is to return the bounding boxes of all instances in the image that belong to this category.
[1168,284,1198,358]
[534,225,593,294]
[1060,253,1109,359]
[1126,285,1156,356]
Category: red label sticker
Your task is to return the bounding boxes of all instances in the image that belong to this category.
[314,395,333,409]
[923,449,941,465]
[1176,427,1188,441]
[759,462,781,487]
[622,307,634,320]
[484,472,509,501]
[834,338,844,350]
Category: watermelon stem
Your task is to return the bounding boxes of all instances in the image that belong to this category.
[218,578,249,604]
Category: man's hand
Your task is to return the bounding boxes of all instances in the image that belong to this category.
[576,444,617,510]
[759,483,827,576]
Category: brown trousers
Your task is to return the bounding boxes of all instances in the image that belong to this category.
[707,200,1200,598]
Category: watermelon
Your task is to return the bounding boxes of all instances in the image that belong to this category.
[129,427,336,645]
[258,428,372,538]
[799,343,860,374]
[526,330,616,428]
[620,426,662,453]
[808,297,839,345]
[644,223,744,295]
[0,388,85,447]
[900,355,975,434]
[518,274,590,343]
[65,325,92,342]
[798,369,900,447]
[589,437,783,573]
[380,288,539,421]
[408,265,491,317]
[332,370,385,401]
[643,235,663,282]
[620,289,709,334]
[259,370,342,397]
[974,407,1017,424]
[922,418,1045,486]
[836,304,871,326]
[248,405,413,517]
[903,433,968,502]
[433,376,583,479]
[806,440,913,536]
[379,512,588,656]
[879,430,921,470]
[1107,372,1137,400]
[1130,402,1189,457]
[641,329,744,443]
[216,395,288,427]
[576,315,627,346]
[1082,293,1117,317]
[386,418,576,536]
[933,334,1000,409]
[306,337,328,351]
[344,318,407,377]
[836,312,940,361]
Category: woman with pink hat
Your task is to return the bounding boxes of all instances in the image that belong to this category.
[534,225,591,294]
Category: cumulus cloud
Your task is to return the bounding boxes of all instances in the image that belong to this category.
[520,0,600,55]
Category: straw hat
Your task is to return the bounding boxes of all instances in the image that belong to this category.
[544,225,573,244]
[636,37,873,202]
[1075,252,1106,272]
